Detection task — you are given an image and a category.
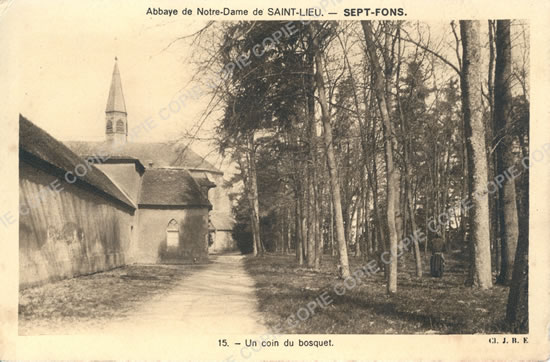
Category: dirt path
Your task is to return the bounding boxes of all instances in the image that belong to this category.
[101,254,267,335]
[20,254,267,336]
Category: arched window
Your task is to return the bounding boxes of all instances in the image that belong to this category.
[166,219,179,248]
[106,120,113,133]
[116,119,125,133]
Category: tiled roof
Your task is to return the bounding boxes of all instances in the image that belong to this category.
[19,115,135,209]
[138,168,211,208]
[65,140,222,173]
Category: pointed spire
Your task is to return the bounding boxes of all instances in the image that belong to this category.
[105,57,127,114]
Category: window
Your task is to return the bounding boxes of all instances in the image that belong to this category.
[166,219,179,248]
[106,120,113,133]
[116,120,124,133]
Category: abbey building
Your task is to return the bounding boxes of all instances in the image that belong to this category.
[19,59,235,288]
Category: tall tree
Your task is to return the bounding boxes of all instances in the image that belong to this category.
[505,185,528,332]
[362,21,399,294]
[235,148,258,256]
[460,20,492,289]
[247,134,264,256]
[494,20,519,285]
[505,108,529,333]
[311,23,351,278]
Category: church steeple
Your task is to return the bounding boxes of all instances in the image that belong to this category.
[105,57,128,144]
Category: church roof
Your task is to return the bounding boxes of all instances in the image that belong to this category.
[138,168,211,208]
[105,59,127,114]
[65,141,223,174]
[19,115,135,210]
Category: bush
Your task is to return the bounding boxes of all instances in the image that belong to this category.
[232,223,254,254]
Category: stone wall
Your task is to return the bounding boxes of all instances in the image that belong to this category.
[134,208,209,264]
[200,172,237,252]
[19,162,135,289]
[207,173,232,215]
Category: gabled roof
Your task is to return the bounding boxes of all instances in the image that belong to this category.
[105,59,127,114]
[86,155,145,174]
[138,168,212,208]
[19,115,135,210]
[65,141,223,174]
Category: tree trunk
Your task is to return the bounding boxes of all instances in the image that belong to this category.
[505,145,528,332]
[247,134,263,256]
[356,188,363,257]
[364,184,371,255]
[311,25,351,278]
[440,148,451,247]
[301,186,308,262]
[296,196,304,265]
[314,161,323,270]
[460,20,493,289]
[306,174,315,267]
[306,52,318,268]
[407,191,423,277]
[494,20,519,285]
[424,194,429,254]
[367,73,387,257]
[236,151,257,256]
[330,197,336,257]
[287,206,292,254]
[362,21,399,294]
[290,125,305,264]
[314,188,323,270]
[505,203,528,332]
[487,20,500,274]
[395,49,422,277]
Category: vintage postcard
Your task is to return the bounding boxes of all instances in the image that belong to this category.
[0,0,549,360]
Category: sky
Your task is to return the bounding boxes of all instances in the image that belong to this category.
[10,0,225,168]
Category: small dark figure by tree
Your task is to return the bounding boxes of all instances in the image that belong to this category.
[430,236,445,277]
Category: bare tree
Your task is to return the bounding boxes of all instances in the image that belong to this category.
[311,23,351,278]
[494,20,519,285]
[460,20,492,289]
[362,21,399,294]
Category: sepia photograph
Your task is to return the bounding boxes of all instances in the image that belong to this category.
[1,0,549,360]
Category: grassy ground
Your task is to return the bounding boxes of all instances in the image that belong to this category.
[244,250,510,334]
[19,264,195,334]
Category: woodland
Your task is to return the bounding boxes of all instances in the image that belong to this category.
[186,20,529,333]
